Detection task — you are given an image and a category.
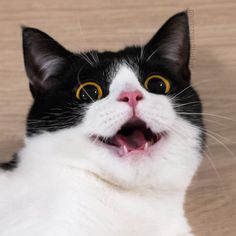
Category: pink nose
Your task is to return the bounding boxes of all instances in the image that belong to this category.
[118,90,143,108]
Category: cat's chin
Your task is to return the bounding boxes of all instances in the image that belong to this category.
[90,118,166,158]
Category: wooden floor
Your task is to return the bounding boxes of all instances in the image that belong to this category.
[0,0,236,235]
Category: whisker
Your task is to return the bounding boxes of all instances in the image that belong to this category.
[145,48,159,62]
[177,112,236,122]
[89,51,99,64]
[173,101,202,108]
[203,118,227,127]
[200,128,236,144]
[204,132,235,160]
[140,46,144,62]
[169,79,216,102]
[92,136,99,145]
[204,148,227,196]
[80,87,94,103]
[80,52,95,67]
[168,124,235,161]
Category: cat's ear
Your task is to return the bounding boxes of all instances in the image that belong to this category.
[144,12,190,79]
[22,27,72,97]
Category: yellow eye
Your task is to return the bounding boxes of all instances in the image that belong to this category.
[76,82,103,101]
[144,75,171,94]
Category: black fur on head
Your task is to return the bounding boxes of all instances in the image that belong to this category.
[22,12,204,140]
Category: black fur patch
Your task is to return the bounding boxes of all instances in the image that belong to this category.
[0,153,19,171]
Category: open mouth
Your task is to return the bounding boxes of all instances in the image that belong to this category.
[95,118,162,156]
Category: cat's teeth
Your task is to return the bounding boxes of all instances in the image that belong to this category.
[123,145,128,154]
[144,142,149,151]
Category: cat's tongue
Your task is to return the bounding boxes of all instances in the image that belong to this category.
[111,130,147,151]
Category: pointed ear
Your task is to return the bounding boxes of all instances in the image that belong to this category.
[144,12,190,78]
[22,27,72,97]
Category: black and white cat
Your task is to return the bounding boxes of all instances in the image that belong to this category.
[0,12,205,236]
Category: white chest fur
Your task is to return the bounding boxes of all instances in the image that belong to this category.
[0,161,192,236]
[0,110,201,236]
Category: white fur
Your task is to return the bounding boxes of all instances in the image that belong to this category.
[0,64,202,235]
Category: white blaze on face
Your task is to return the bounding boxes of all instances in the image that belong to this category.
[109,64,142,95]
[83,63,176,138]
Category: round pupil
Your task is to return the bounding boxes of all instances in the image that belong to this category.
[148,79,166,94]
[80,85,99,101]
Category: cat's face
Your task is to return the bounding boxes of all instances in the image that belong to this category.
[23,12,204,188]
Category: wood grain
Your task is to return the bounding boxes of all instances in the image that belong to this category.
[0,0,235,235]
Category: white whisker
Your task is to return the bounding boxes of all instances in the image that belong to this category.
[145,48,159,62]
[177,112,236,122]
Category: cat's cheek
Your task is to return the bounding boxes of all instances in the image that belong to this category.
[135,96,177,133]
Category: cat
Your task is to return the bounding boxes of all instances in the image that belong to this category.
[0,11,205,236]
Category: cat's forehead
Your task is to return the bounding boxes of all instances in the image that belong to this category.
[77,49,140,83]
[109,63,141,94]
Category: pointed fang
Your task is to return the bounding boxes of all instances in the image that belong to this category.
[123,145,128,154]
[144,142,149,151]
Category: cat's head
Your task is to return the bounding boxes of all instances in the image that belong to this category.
[22,12,205,189]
